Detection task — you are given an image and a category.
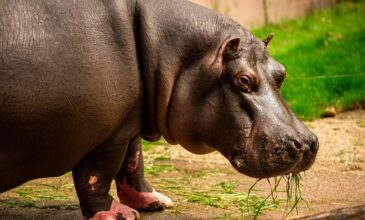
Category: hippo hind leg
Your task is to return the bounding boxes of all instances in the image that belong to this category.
[72,142,140,220]
[115,135,173,212]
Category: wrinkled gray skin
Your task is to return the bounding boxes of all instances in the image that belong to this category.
[0,0,318,218]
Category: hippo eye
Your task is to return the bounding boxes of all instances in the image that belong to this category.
[237,75,252,92]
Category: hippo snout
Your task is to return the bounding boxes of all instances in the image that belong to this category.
[227,130,319,179]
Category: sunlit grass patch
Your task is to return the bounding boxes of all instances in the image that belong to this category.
[145,163,174,175]
[184,180,281,219]
[14,184,73,201]
[142,139,168,151]
[157,177,281,219]
[0,180,78,210]
[142,139,175,175]
[253,1,365,119]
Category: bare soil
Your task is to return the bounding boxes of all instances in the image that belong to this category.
[1,109,365,219]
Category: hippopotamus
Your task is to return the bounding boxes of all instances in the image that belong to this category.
[0,0,319,219]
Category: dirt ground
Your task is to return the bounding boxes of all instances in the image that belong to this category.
[1,109,365,220]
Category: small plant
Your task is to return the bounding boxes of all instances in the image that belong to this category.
[217,181,239,194]
[283,173,311,216]
[246,173,311,219]
[245,178,280,219]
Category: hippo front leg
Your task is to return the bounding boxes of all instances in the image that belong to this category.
[72,143,140,220]
[115,135,173,211]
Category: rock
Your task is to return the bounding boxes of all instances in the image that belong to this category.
[321,106,337,118]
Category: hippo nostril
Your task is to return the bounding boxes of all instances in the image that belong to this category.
[285,138,302,159]
[292,139,302,150]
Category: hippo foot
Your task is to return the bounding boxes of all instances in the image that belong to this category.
[86,200,140,220]
[117,180,173,212]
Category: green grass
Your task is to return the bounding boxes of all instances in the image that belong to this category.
[159,178,281,219]
[0,181,79,210]
[252,0,365,119]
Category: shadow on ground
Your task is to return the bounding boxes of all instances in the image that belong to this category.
[1,204,365,220]
[0,208,196,220]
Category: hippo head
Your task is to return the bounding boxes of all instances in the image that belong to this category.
[167,30,319,178]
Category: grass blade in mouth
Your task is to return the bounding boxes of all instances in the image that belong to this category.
[244,172,311,219]
[284,173,312,216]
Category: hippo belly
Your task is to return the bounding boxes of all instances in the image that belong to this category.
[0,58,141,191]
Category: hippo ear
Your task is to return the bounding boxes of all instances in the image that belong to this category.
[222,38,242,62]
[263,34,274,47]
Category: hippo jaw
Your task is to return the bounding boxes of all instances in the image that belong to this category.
[225,132,319,178]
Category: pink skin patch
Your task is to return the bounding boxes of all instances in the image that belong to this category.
[117,179,173,210]
[85,200,140,220]
[88,176,98,192]
[127,150,140,173]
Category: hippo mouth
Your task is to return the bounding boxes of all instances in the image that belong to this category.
[228,145,300,178]
[220,116,318,178]
[227,146,249,174]
[231,152,247,171]
[225,136,317,178]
